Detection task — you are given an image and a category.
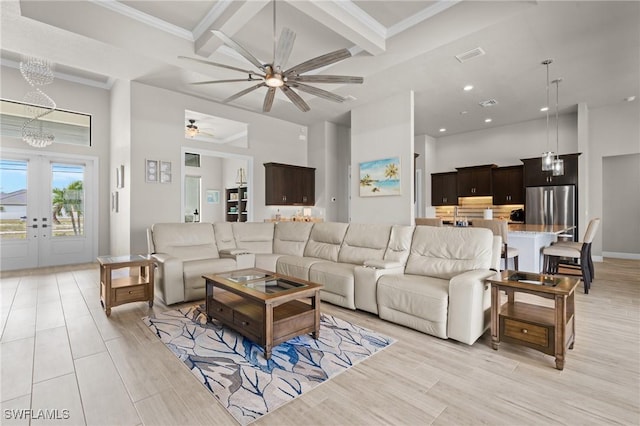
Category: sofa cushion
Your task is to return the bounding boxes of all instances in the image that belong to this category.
[384,225,415,264]
[405,226,492,280]
[338,223,391,265]
[151,223,220,261]
[309,262,357,309]
[303,222,349,262]
[377,273,449,338]
[232,222,274,253]
[276,256,328,281]
[213,222,236,251]
[273,222,314,256]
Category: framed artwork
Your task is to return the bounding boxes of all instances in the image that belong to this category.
[160,161,172,183]
[206,190,220,204]
[359,157,401,197]
[146,159,158,182]
[111,191,119,212]
[116,165,124,189]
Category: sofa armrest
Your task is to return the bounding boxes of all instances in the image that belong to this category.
[447,269,499,345]
[354,264,404,314]
[151,253,185,305]
[363,259,404,269]
[219,249,255,269]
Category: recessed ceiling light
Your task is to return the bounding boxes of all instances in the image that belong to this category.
[625,96,636,102]
[460,111,468,115]
[484,118,492,123]
[540,106,549,112]
[463,85,474,91]
[439,128,446,132]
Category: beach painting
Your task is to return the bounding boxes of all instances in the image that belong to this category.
[359,157,401,197]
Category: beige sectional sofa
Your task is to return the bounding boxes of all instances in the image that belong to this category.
[147,221,500,345]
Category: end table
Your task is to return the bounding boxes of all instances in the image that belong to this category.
[487,270,580,370]
[97,255,155,317]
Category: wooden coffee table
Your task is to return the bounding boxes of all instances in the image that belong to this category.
[487,270,580,370]
[203,268,322,359]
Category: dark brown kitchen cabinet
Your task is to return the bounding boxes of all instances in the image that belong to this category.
[521,153,579,187]
[264,162,315,206]
[456,165,497,197]
[492,166,524,204]
[431,172,458,206]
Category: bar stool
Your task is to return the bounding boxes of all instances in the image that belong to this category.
[542,218,601,294]
[472,219,519,270]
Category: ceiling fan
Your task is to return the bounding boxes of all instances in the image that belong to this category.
[185,119,215,138]
[179,1,363,113]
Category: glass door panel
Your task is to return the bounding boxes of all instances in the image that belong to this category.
[0,159,28,240]
[51,163,85,237]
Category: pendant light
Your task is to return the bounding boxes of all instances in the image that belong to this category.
[541,59,554,171]
[552,78,564,176]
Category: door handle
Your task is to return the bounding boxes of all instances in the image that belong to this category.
[32,224,38,228]
[42,224,48,228]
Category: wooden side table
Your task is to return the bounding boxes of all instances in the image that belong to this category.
[487,270,580,370]
[97,255,155,317]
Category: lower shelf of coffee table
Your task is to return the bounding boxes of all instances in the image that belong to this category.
[207,290,316,347]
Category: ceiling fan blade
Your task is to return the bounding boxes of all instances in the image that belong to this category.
[274,27,296,71]
[212,30,265,71]
[289,82,346,103]
[178,56,255,74]
[191,78,262,85]
[284,48,352,76]
[223,82,266,103]
[263,87,276,112]
[288,75,364,84]
[280,85,310,112]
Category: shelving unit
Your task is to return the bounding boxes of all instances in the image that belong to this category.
[226,186,248,222]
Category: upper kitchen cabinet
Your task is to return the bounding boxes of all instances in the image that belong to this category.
[456,165,497,197]
[264,162,315,206]
[492,165,524,204]
[431,172,458,206]
[521,153,580,186]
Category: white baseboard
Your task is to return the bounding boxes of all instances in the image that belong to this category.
[602,252,640,260]
[593,255,604,262]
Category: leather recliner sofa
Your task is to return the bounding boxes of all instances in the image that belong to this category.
[147,221,500,345]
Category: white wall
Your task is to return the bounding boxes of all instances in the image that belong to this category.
[336,124,351,222]
[109,79,131,255]
[588,100,640,258]
[351,91,415,225]
[308,121,345,221]
[1,65,111,256]
[192,155,224,223]
[603,154,640,258]
[430,114,578,173]
[128,82,307,254]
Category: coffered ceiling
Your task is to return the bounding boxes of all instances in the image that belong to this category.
[1,1,638,136]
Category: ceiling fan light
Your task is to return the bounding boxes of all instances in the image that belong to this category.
[265,74,284,88]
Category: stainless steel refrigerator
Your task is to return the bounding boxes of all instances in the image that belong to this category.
[525,185,577,239]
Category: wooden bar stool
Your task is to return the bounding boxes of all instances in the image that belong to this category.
[543,218,600,294]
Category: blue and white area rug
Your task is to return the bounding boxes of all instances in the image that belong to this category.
[143,305,395,425]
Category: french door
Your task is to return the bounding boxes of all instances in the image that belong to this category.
[0,151,97,270]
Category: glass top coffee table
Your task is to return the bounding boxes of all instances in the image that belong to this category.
[203,268,323,359]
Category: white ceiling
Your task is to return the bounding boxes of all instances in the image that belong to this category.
[1,0,638,137]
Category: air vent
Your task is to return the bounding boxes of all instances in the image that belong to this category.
[455,47,486,63]
[479,99,498,107]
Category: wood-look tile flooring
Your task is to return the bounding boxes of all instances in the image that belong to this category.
[1,258,638,425]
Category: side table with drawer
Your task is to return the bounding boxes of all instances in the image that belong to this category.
[97,254,155,317]
[487,270,580,370]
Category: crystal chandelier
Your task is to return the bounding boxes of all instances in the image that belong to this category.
[540,59,554,171]
[19,56,56,148]
[551,78,564,176]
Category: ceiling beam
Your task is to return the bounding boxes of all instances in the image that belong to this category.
[286,0,386,56]
[194,0,270,57]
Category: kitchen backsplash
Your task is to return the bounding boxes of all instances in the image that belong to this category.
[434,196,524,223]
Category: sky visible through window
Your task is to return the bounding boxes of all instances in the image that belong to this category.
[0,160,83,194]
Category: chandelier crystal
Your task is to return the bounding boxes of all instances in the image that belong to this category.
[19,56,56,148]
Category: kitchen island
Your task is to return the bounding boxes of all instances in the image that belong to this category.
[508,224,575,273]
